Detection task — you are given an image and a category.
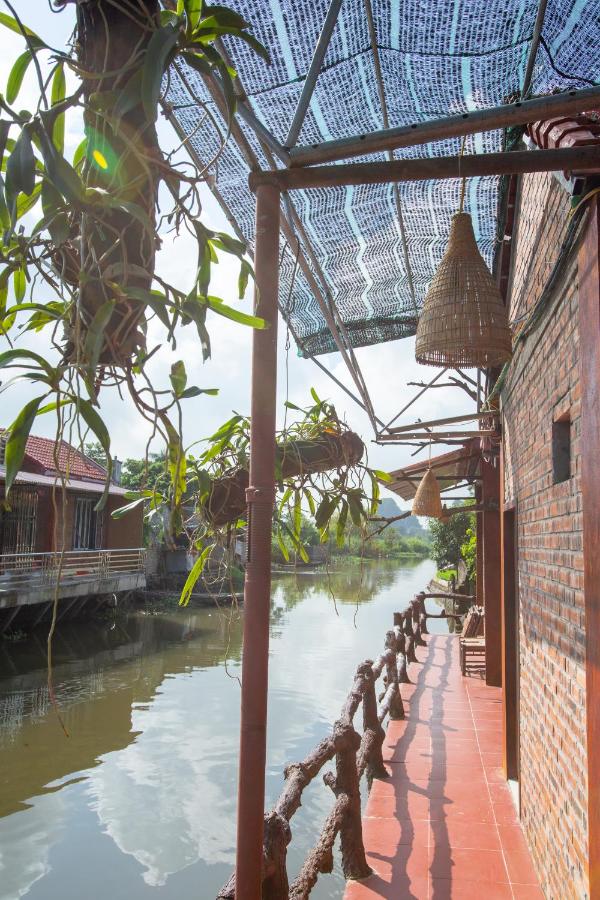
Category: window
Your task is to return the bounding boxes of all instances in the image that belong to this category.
[552,415,571,484]
[0,487,38,554]
[73,497,103,550]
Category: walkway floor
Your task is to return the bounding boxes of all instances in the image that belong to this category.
[345,634,542,900]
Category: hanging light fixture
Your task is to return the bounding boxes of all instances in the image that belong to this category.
[415,162,512,368]
[412,467,443,518]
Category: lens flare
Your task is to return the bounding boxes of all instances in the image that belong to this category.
[92,149,109,170]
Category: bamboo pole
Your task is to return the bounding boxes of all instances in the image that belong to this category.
[250,145,600,192]
[288,85,600,166]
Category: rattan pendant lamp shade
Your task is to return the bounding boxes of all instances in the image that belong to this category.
[412,467,443,518]
[415,212,512,368]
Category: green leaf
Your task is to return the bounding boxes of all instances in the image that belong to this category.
[15,180,41,220]
[276,528,289,562]
[182,50,212,80]
[13,267,25,301]
[0,268,7,316]
[72,138,87,170]
[78,399,112,509]
[161,414,187,505]
[293,488,301,537]
[126,286,171,329]
[201,7,249,29]
[113,67,144,121]
[0,14,46,50]
[0,347,54,375]
[6,127,35,212]
[50,63,66,153]
[310,387,321,405]
[179,386,218,398]
[142,23,180,120]
[336,500,348,547]
[111,497,146,519]
[83,300,115,370]
[0,174,9,229]
[348,492,364,527]
[315,495,336,530]
[205,295,266,329]
[41,178,69,244]
[170,360,187,398]
[4,395,45,492]
[238,258,252,298]
[304,489,316,517]
[42,146,84,204]
[373,469,392,483]
[179,545,212,606]
[6,50,34,104]
[216,61,236,133]
[184,0,203,31]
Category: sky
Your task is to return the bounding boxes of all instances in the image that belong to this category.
[0,2,472,505]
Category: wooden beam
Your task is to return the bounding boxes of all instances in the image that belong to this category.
[250,145,600,192]
[288,86,600,166]
[482,458,502,687]
[578,195,600,900]
[388,411,498,433]
[285,0,343,148]
[379,430,496,440]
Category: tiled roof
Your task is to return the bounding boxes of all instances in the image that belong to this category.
[0,429,108,482]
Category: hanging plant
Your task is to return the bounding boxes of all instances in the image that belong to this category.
[0,0,268,503]
[113,391,392,600]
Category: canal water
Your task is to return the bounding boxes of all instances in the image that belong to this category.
[0,558,443,900]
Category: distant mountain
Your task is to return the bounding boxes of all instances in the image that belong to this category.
[377,498,430,538]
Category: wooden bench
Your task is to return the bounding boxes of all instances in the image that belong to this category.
[460,605,485,676]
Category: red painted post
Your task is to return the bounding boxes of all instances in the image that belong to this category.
[235,182,280,900]
[482,456,502,687]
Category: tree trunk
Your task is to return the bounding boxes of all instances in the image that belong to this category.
[71,0,161,367]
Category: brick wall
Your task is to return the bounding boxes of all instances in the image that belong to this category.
[106,494,144,549]
[502,172,587,897]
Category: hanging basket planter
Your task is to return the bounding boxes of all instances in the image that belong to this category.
[411,468,443,519]
[415,212,513,368]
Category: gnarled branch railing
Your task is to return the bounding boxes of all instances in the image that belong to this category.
[219,591,466,899]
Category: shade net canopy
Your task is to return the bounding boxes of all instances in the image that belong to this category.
[165,0,600,357]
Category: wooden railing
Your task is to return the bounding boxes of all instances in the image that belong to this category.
[219,591,471,900]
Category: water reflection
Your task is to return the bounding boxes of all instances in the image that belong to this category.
[0,558,438,900]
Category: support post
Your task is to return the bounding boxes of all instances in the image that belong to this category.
[482,457,502,687]
[475,484,484,607]
[235,182,280,900]
[578,195,600,900]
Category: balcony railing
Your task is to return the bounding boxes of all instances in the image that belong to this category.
[0,548,146,593]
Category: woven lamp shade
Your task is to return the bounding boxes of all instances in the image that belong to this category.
[412,468,443,518]
[415,212,512,368]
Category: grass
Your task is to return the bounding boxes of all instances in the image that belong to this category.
[436,568,457,582]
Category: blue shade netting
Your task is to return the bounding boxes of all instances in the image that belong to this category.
[165,0,600,357]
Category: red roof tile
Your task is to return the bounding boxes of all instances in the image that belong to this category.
[1,429,108,482]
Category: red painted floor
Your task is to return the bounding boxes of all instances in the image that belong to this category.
[345,634,542,900]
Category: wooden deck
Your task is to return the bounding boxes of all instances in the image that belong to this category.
[345,634,542,899]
